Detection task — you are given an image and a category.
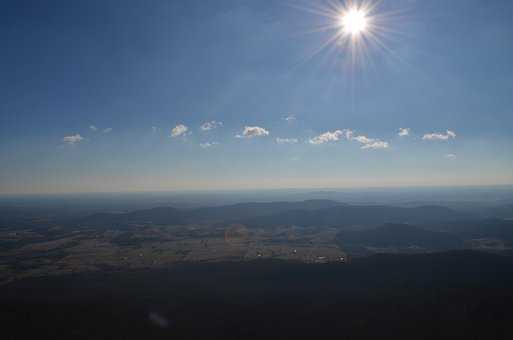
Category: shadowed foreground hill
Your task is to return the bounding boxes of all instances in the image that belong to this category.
[3,250,513,339]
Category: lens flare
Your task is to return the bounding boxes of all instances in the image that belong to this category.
[296,0,407,70]
[340,8,368,35]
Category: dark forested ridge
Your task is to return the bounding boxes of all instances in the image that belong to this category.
[3,250,513,339]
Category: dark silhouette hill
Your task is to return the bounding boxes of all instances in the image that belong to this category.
[2,251,513,339]
[446,219,513,243]
[336,223,463,250]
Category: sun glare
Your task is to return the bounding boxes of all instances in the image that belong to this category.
[298,0,405,70]
[340,8,368,35]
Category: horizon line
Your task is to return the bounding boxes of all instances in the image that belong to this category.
[2,183,513,197]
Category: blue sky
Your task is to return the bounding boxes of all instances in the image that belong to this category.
[1,0,513,194]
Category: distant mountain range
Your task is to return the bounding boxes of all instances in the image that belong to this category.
[73,206,188,228]
[71,200,471,229]
[242,204,472,228]
[72,199,342,227]
[188,199,344,222]
[67,200,513,258]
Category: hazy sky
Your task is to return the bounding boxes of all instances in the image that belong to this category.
[1,0,513,194]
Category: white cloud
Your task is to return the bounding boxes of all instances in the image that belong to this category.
[236,126,269,138]
[309,130,343,144]
[349,132,389,150]
[152,126,159,133]
[200,120,223,131]
[90,125,112,133]
[361,141,389,149]
[447,130,456,138]
[283,114,296,122]
[422,130,457,141]
[276,137,298,144]
[352,135,374,144]
[200,142,218,148]
[171,124,189,137]
[423,133,447,140]
[398,128,410,137]
[445,153,457,159]
[344,129,354,140]
[308,129,389,150]
[63,134,84,145]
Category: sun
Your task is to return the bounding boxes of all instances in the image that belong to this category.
[296,0,406,70]
[339,8,368,35]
